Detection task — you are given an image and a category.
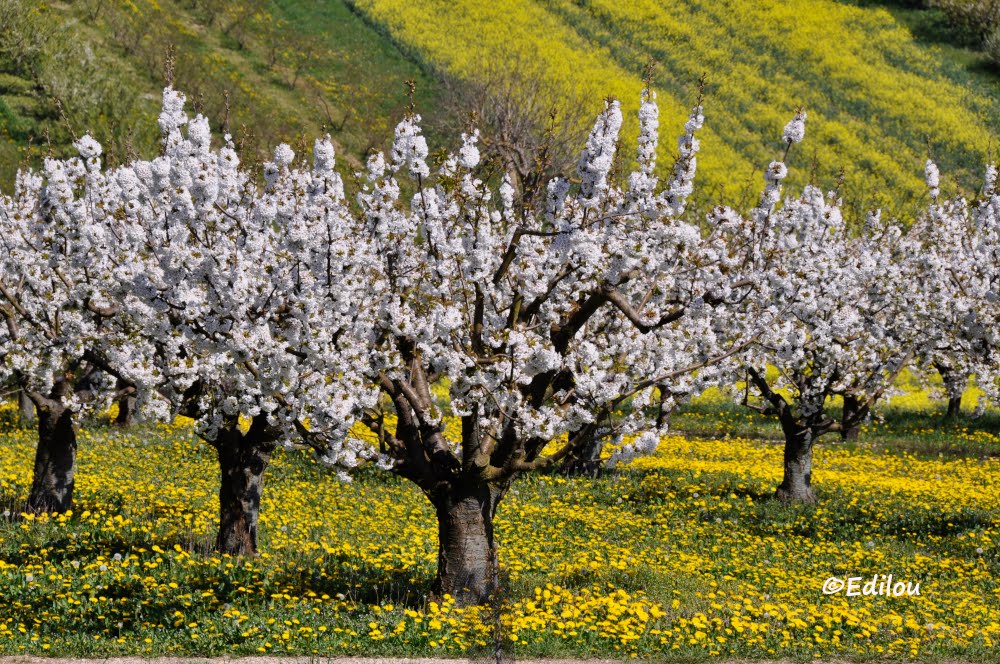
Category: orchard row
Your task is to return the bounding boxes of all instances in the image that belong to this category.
[1,85,997,604]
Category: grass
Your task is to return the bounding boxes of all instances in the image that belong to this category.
[268,0,441,148]
[0,391,997,660]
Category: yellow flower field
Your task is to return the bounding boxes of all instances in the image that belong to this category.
[0,402,997,659]
[347,0,998,215]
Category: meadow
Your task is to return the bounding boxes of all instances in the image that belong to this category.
[0,391,997,661]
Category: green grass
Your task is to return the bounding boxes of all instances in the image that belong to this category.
[269,0,441,146]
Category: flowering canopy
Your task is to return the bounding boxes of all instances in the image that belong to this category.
[915,162,1000,410]
[86,88,382,472]
[0,140,138,412]
[744,184,927,433]
[351,93,775,491]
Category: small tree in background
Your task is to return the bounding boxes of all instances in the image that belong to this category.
[740,123,937,502]
[916,163,1000,418]
[441,57,591,207]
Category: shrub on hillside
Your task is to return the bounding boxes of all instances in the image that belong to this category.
[986,26,1000,67]
[930,0,1000,44]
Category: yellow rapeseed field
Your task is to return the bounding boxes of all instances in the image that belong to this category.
[347,0,998,215]
[0,400,997,659]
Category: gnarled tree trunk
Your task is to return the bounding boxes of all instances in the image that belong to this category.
[27,400,77,514]
[937,363,965,421]
[946,395,962,420]
[840,394,865,441]
[775,419,816,504]
[430,480,504,606]
[214,425,276,556]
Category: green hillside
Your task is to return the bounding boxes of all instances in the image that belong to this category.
[0,0,440,188]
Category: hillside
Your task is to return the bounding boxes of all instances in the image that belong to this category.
[1,0,997,219]
[345,0,999,218]
[0,0,440,188]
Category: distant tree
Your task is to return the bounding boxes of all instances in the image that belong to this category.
[913,162,1000,420]
[219,0,269,49]
[743,207,926,502]
[281,33,323,90]
[441,57,590,206]
[741,127,943,502]
[986,27,1000,68]
[0,0,51,77]
[930,0,1000,45]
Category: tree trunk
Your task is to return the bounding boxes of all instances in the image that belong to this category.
[431,481,503,606]
[559,432,604,477]
[840,395,865,441]
[937,363,965,421]
[114,378,136,427]
[775,420,816,504]
[17,390,35,427]
[26,402,77,514]
[946,395,962,420]
[215,428,275,556]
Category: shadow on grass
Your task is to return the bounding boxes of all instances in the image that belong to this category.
[842,0,980,47]
[742,490,997,542]
[624,467,776,504]
[267,551,434,608]
[674,398,1000,459]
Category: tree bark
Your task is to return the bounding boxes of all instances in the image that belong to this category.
[559,431,604,477]
[114,378,136,427]
[26,401,77,514]
[946,395,962,420]
[775,420,816,504]
[214,426,275,556]
[840,394,865,442]
[937,363,965,421]
[17,390,35,427]
[430,481,503,606]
